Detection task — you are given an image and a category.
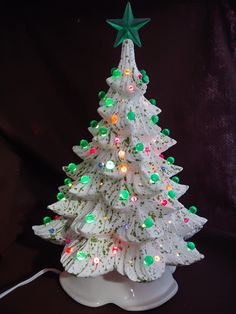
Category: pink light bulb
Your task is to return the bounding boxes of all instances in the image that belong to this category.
[114,137,121,144]
[128,85,134,92]
[131,195,138,202]
[93,257,100,264]
[112,246,119,254]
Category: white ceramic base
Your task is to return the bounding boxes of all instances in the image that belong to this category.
[59,266,178,311]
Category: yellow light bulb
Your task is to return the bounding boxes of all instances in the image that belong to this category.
[166,184,172,190]
[154,255,160,262]
[124,69,131,75]
[119,164,128,173]
[118,150,126,160]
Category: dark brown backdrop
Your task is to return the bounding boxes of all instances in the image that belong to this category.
[0,0,235,313]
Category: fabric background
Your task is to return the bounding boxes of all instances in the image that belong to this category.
[0,0,235,313]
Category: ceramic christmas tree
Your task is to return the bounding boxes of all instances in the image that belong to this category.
[33,2,207,310]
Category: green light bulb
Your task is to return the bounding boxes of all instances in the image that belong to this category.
[84,214,95,224]
[150,173,160,183]
[140,69,146,76]
[143,217,154,228]
[187,242,196,250]
[142,75,149,83]
[120,189,130,200]
[105,98,114,107]
[64,178,72,187]
[80,175,90,184]
[67,163,77,173]
[112,68,122,78]
[90,120,98,128]
[150,115,159,124]
[75,250,87,261]
[99,127,108,136]
[127,111,136,121]
[134,143,144,152]
[57,192,65,201]
[162,128,170,136]
[149,98,157,105]
[144,255,154,266]
[188,206,197,214]
[98,90,106,99]
[167,156,175,164]
[43,216,52,225]
[80,139,89,149]
[172,176,180,183]
[168,190,176,199]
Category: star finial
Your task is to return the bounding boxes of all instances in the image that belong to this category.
[106,2,151,48]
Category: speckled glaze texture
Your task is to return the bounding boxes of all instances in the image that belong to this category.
[33,39,207,282]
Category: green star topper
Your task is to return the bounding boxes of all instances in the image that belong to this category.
[106,2,151,47]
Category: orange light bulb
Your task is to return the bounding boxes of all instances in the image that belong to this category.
[166,184,172,190]
[111,114,118,124]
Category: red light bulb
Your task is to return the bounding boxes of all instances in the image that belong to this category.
[161,199,168,206]
[65,247,72,254]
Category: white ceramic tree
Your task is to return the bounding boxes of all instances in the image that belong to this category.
[33,37,207,283]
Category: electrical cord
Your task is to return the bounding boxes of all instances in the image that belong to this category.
[0,268,61,300]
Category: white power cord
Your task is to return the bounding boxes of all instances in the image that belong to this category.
[0,268,61,300]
